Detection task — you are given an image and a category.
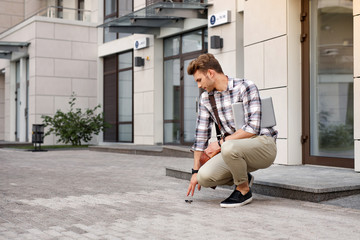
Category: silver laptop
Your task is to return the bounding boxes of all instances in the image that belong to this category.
[232,97,276,130]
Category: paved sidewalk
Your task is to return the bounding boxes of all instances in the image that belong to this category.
[1,149,360,240]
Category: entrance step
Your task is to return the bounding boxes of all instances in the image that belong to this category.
[166,164,360,203]
[89,144,193,158]
[89,144,360,203]
[0,141,32,148]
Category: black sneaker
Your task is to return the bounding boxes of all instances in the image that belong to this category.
[248,173,254,187]
[220,188,253,208]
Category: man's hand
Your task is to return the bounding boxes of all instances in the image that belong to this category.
[187,174,201,196]
[204,141,221,158]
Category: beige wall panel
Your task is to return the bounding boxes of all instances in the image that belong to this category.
[89,61,97,79]
[355,16,360,77]
[89,27,97,43]
[0,1,24,16]
[54,96,71,113]
[134,114,154,136]
[273,139,287,165]
[36,58,54,76]
[24,0,47,18]
[54,24,90,42]
[134,69,154,93]
[134,92,154,115]
[264,36,288,88]
[53,96,90,113]
[259,87,287,139]
[36,39,71,59]
[142,91,154,114]
[72,79,97,97]
[28,58,36,78]
[36,77,72,96]
[356,141,360,172]
[134,93,143,115]
[36,22,55,39]
[28,94,35,117]
[134,0,146,11]
[355,0,360,15]
[88,97,97,109]
[355,78,360,140]
[244,43,264,89]
[2,22,35,42]
[35,96,54,115]
[11,16,23,26]
[0,15,11,29]
[208,0,237,20]
[213,51,237,78]
[54,59,89,78]
[71,96,91,109]
[209,22,237,54]
[244,0,287,46]
[138,136,155,145]
[71,42,97,60]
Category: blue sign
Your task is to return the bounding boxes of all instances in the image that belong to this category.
[135,41,139,49]
[210,15,216,25]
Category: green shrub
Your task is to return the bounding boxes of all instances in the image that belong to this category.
[319,124,353,149]
[42,94,110,146]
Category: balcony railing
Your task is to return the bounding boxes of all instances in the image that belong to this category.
[146,0,206,6]
[34,6,92,22]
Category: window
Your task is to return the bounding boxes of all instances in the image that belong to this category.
[103,51,134,142]
[163,29,207,145]
[104,0,133,43]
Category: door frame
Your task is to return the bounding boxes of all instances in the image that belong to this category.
[301,0,354,168]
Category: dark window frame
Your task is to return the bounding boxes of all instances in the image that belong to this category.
[103,50,134,143]
[163,28,207,145]
[301,0,354,168]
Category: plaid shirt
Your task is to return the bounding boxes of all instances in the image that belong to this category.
[192,77,278,151]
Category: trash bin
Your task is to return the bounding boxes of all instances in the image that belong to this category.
[32,124,46,151]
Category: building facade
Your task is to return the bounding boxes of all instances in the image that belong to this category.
[0,0,99,144]
[1,0,359,172]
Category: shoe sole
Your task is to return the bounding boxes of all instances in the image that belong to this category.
[220,197,253,208]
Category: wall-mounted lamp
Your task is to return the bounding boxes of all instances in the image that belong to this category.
[0,69,5,74]
[134,56,145,67]
[210,35,223,49]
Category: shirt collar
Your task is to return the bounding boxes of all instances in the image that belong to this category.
[211,76,233,95]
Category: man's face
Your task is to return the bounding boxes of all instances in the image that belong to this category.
[193,70,215,92]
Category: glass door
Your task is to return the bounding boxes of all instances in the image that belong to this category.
[163,28,207,145]
[183,57,200,143]
[302,0,354,168]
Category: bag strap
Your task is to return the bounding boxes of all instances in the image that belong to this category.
[209,94,222,140]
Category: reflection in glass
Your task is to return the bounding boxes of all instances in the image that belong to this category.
[182,30,202,54]
[119,52,132,69]
[183,58,199,143]
[104,17,117,43]
[164,59,180,143]
[119,124,132,142]
[164,36,180,57]
[118,51,133,142]
[310,0,353,158]
[105,0,117,16]
[118,70,132,122]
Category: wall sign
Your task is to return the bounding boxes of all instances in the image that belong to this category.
[134,37,149,50]
[208,10,231,28]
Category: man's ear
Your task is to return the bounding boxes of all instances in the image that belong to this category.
[207,69,215,78]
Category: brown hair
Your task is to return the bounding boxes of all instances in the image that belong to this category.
[187,53,223,75]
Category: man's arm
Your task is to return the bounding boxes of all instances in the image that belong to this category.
[186,151,202,196]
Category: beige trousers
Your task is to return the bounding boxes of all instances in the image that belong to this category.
[197,135,277,187]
